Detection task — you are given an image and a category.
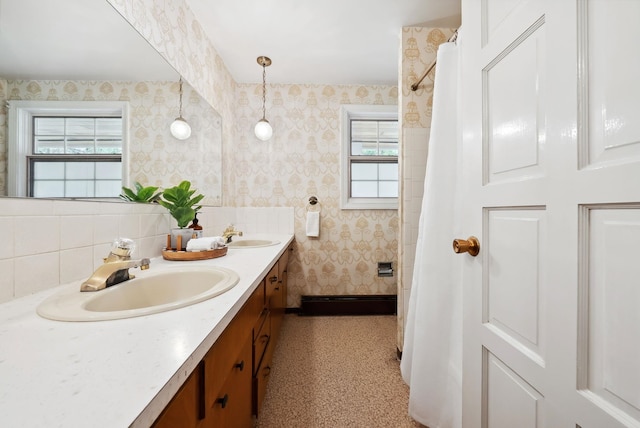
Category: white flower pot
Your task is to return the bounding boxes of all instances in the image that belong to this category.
[170,228,195,250]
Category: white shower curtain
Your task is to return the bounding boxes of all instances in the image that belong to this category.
[400,41,462,428]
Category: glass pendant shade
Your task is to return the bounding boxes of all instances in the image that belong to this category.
[170,117,191,140]
[254,118,273,141]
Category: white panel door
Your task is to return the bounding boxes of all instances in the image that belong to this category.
[461,0,640,427]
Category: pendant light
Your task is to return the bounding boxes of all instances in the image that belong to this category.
[170,77,191,140]
[254,56,273,141]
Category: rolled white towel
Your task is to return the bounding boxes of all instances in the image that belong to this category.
[186,236,226,252]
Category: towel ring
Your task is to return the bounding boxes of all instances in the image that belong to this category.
[307,196,321,212]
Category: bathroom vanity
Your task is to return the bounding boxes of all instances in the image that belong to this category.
[0,234,293,427]
[153,241,291,426]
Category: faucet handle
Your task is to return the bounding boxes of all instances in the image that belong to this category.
[108,238,135,259]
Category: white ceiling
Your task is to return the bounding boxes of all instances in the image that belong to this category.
[186,0,461,85]
[0,0,460,86]
[0,0,178,81]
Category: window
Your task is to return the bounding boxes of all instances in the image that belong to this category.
[8,101,129,198]
[341,105,398,209]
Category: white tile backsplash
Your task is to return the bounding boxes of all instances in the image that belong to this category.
[0,217,15,260]
[0,259,14,303]
[138,213,159,241]
[14,216,60,257]
[0,198,54,216]
[93,215,120,244]
[93,242,113,270]
[0,200,294,302]
[60,216,94,250]
[118,214,141,239]
[60,247,94,284]
[14,253,60,297]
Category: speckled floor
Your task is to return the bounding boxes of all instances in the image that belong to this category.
[255,314,424,428]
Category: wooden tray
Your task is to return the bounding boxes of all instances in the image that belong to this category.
[162,246,228,261]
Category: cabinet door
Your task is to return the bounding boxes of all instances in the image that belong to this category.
[270,280,284,344]
[210,335,253,428]
[253,334,276,417]
[253,310,270,375]
[153,362,204,428]
[270,248,290,342]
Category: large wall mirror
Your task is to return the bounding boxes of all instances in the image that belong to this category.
[0,0,222,206]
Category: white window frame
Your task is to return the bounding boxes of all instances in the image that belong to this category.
[7,100,130,197]
[340,104,398,210]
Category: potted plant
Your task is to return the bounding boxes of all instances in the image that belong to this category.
[158,180,204,250]
[119,182,162,203]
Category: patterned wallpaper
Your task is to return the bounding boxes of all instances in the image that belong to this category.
[1,79,222,205]
[234,83,399,306]
[106,0,238,205]
[401,27,452,127]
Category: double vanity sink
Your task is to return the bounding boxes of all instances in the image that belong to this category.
[36,238,280,322]
[0,234,291,428]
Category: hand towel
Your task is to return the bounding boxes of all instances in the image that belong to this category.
[306,211,320,237]
[186,236,225,252]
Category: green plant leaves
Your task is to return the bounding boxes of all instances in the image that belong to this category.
[159,181,205,228]
[119,182,161,203]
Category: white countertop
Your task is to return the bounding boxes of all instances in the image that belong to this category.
[0,234,293,428]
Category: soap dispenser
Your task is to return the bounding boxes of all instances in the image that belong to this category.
[189,213,203,238]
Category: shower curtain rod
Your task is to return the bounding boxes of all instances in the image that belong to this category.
[410,29,459,92]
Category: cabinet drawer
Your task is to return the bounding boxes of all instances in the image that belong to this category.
[253,337,276,417]
[265,264,279,303]
[210,335,253,428]
[253,311,270,375]
[205,282,263,407]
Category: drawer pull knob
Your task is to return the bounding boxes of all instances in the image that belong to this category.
[263,366,271,378]
[269,276,278,283]
[217,394,229,409]
[234,360,245,371]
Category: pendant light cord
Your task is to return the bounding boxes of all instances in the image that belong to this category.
[178,77,184,118]
[261,64,267,120]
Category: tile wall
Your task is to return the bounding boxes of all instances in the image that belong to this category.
[0,198,293,304]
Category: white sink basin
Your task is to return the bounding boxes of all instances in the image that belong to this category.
[37,266,239,322]
[227,239,280,248]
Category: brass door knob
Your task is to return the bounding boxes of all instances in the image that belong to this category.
[452,236,480,257]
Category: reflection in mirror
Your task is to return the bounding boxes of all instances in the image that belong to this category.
[0,0,222,206]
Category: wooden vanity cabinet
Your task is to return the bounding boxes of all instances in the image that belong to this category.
[154,245,292,427]
[209,335,253,427]
[154,282,263,428]
[253,329,276,417]
[271,246,289,344]
[252,245,291,416]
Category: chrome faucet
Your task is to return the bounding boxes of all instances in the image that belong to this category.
[81,238,150,292]
[222,225,243,243]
